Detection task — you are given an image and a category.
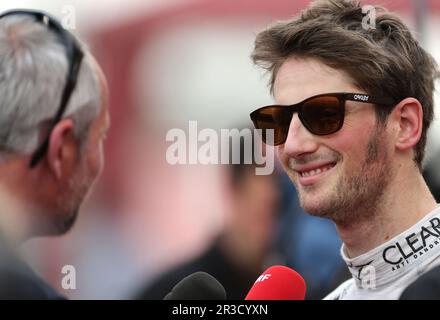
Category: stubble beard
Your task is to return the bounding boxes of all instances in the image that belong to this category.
[293,126,393,225]
[54,157,96,235]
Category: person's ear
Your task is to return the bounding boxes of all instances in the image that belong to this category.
[47,118,79,179]
[390,98,423,153]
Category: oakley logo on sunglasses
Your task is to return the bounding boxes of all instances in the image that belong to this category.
[353,94,369,102]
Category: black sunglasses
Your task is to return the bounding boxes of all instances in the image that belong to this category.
[0,9,84,168]
[250,92,395,146]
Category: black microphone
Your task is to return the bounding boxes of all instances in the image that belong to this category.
[164,271,227,300]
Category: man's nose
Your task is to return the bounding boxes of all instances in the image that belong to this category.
[281,113,319,158]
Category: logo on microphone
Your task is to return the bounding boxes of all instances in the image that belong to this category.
[255,274,271,283]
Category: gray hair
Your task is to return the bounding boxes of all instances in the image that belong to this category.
[0,15,101,158]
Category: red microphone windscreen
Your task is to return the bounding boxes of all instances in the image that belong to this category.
[245,265,306,300]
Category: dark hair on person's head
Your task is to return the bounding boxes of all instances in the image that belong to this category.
[226,127,265,188]
[251,0,439,169]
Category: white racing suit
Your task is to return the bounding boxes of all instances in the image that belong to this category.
[325,205,440,299]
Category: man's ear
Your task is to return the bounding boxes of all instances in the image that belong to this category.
[391,98,423,152]
[47,118,78,179]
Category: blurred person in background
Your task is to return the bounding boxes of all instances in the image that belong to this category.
[0,10,109,299]
[136,129,281,300]
[250,0,440,299]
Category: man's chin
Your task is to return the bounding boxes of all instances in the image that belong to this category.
[301,202,325,217]
[58,207,80,235]
[32,207,79,238]
[43,207,80,236]
[298,194,336,219]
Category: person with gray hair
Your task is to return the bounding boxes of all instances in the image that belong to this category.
[0,10,109,299]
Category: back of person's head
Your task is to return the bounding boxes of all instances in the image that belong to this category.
[226,126,277,190]
[228,127,261,189]
[0,14,101,160]
[252,0,439,169]
[0,12,108,238]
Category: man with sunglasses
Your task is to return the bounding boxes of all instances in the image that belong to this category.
[0,10,109,299]
[250,0,440,299]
